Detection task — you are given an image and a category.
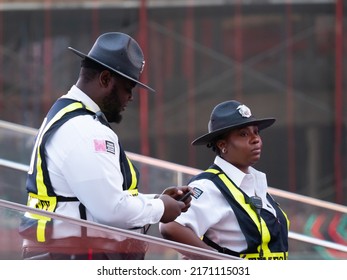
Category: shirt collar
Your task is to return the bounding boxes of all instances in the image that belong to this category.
[214,156,246,187]
[214,155,265,187]
[214,156,272,211]
[62,85,101,113]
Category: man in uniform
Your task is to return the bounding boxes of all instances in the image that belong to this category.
[20,32,191,260]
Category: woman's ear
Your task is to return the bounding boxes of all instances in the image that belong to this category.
[216,139,226,152]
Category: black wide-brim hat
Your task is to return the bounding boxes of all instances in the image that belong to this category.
[68,32,155,92]
[192,100,275,146]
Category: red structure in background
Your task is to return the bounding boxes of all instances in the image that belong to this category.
[151,26,165,160]
[133,0,344,202]
[0,3,3,112]
[286,2,297,193]
[0,1,345,205]
[43,0,53,113]
[139,0,150,159]
[138,0,150,192]
[184,3,196,167]
[92,0,100,40]
[234,0,243,102]
[334,0,343,204]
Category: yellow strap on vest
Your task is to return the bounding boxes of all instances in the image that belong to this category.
[25,193,58,242]
[278,204,290,231]
[241,251,288,260]
[27,102,86,242]
[205,168,272,255]
[33,102,86,197]
[126,157,138,195]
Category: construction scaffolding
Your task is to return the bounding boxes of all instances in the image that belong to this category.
[0,0,346,205]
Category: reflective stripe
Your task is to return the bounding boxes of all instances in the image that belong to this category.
[28,118,47,175]
[126,157,138,193]
[37,220,48,242]
[22,99,141,242]
[35,147,46,196]
[35,102,86,197]
[205,168,272,257]
[30,103,86,242]
[279,206,290,231]
[241,251,288,260]
[25,102,92,242]
[25,193,58,242]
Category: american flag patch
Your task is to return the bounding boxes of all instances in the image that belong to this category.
[93,139,115,154]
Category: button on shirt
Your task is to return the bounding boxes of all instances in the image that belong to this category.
[44,85,164,238]
[174,156,276,253]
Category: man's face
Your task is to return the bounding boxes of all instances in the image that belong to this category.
[101,75,135,123]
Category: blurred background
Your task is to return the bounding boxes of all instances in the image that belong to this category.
[0,0,346,206]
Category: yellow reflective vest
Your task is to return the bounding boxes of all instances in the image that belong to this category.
[20,98,139,242]
[194,164,289,260]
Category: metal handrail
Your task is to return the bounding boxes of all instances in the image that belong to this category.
[126,151,347,213]
[2,119,346,214]
[0,120,37,135]
[0,158,29,172]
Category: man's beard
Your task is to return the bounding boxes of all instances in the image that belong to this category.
[107,112,122,124]
[101,84,123,123]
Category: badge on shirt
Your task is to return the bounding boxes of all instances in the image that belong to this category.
[192,187,203,199]
[93,139,115,154]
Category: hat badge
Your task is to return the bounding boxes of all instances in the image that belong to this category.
[237,104,252,118]
[140,60,145,74]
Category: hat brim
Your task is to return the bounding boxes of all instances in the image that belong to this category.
[68,47,155,93]
[192,118,275,146]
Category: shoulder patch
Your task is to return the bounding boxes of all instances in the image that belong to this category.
[93,139,115,154]
[105,140,115,154]
[192,187,203,199]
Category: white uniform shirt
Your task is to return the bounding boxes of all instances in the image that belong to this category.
[41,85,164,238]
[173,156,276,252]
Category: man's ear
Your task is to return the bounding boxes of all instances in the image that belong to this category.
[99,70,113,88]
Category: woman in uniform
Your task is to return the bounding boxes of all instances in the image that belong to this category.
[160,100,289,260]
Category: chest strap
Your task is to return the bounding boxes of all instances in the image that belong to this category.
[191,164,289,259]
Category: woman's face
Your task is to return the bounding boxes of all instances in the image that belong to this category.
[217,125,262,173]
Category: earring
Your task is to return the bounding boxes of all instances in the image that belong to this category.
[222,148,227,154]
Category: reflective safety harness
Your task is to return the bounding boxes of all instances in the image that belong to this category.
[20,98,139,242]
[191,164,289,260]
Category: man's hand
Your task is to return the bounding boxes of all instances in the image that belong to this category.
[161,186,192,212]
[158,194,185,223]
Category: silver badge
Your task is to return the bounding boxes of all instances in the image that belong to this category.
[140,60,145,73]
[237,104,252,118]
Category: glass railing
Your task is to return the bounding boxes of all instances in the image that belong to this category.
[0,199,236,260]
[1,120,347,260]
